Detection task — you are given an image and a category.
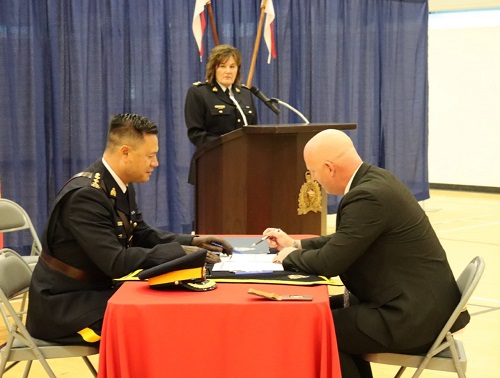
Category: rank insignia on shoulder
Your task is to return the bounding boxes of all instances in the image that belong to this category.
[110,187,117,197]
[91,173,101,189]
[193,81,208,87]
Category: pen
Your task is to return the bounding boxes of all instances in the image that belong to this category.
[251,228,281,246]
[251,235,269,247]
[228,249,245,260]
[210,242,225,249]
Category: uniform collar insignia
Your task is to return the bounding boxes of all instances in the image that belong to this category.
[110,187,117,197]
[91,172,101,189]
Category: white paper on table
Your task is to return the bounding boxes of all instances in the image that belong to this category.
[213,253,283,272]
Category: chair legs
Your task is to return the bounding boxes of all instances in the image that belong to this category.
[1,358,93,378]
[394,366,406,377]
[82,356,98,377]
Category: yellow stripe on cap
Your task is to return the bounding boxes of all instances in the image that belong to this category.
[77,327,101,343]
[148,267,204,287]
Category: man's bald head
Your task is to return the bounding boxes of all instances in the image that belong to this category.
[303,129,362,195]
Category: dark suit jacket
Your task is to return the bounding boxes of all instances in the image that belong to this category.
[283,163,462,349]
[27,159,193,341]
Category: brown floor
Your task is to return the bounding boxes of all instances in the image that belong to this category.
[1,189,499,377]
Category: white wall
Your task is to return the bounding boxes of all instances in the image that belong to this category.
[428,10,500,188]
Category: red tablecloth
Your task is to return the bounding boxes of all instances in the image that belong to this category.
[98,282,340,378]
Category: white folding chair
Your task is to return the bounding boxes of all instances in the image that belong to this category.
[0,249,99,377]
[0,198,42,269]
[364,256,485,377]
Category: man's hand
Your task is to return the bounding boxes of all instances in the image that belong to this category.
[262,228,295,251]
[272,247,296,264]
[181,245,221,264]
[192,236,234,255]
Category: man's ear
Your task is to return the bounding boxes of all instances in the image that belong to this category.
[120,144,130,158]
[325,160,335,176]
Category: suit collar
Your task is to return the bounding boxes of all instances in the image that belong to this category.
[350,162,371,189]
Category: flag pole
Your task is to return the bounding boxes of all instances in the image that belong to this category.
[206,1,219,46]
[246,0,268,87]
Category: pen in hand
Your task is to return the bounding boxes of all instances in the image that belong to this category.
[210,242,232,255]
[251,228,281,246]
[251,235,269,247]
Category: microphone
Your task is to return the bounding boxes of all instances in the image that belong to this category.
[250,86,281,115]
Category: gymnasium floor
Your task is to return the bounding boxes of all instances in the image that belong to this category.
[1,190,499,377]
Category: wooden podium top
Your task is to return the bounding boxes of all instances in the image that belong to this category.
[193,123,357,161]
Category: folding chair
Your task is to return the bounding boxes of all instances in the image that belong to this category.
[0,249,99,377]
[0,198,42,269]
[364,256,485,378]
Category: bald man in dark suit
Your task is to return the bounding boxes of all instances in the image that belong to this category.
[263,129,469,378]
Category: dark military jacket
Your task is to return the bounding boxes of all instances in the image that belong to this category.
[26,159,192,341]
[184,81,258,148]
[184,82,258,183]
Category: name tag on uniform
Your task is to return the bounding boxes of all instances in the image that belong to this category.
[215,105,226,109]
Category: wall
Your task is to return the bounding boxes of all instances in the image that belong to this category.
[428,10,500,188]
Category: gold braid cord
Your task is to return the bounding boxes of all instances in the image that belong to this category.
[297,171,322,215]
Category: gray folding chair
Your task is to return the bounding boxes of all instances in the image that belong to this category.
[0,198,42,269]
[364,256,485,378]
[0,249,99,377]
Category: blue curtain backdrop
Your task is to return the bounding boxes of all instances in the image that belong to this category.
[0,0,429,252]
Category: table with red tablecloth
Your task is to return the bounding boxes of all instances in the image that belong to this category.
[98,282,341,378]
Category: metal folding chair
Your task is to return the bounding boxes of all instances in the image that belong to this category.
[364,256,485,377]
[0,249,99,377]
[0,198,42,269]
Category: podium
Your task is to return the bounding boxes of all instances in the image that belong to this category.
[193,123,357,235]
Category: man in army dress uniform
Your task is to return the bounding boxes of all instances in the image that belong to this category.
[26,113,232,345]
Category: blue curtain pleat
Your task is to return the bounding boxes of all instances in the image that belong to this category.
[0,0,428,252]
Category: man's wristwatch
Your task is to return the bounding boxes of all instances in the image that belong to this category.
[292,240,299,249]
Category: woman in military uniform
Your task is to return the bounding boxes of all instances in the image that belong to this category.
[184,45,258,183]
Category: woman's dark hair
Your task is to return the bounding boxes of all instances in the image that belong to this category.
[205,45,242,86]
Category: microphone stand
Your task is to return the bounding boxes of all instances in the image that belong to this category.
[269,98,310,124]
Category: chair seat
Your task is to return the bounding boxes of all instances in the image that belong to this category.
[364,339,467,372]
[1,338,99,361]
[22,255,39,270]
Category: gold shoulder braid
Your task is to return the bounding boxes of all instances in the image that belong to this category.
[297,171,322,215]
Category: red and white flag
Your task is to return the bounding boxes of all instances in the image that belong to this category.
[263,0,277,64]
[192,0,207,61]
